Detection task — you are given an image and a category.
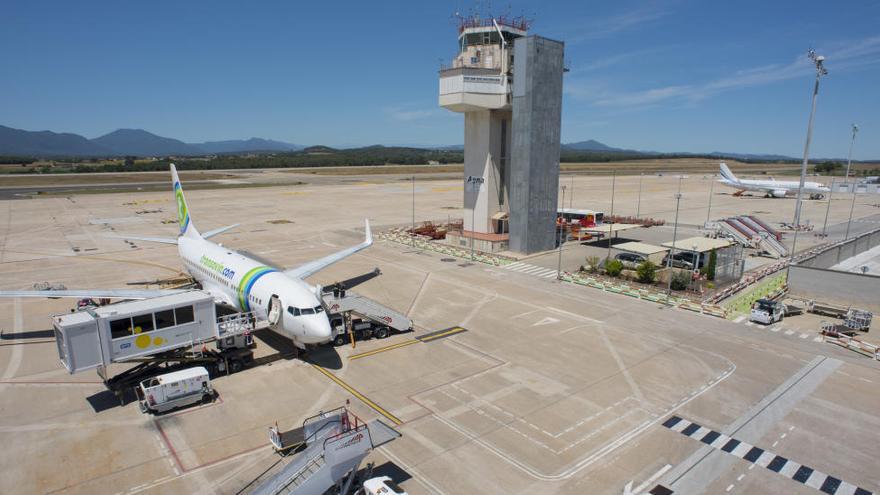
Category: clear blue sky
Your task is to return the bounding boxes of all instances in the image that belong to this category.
[2,1,879,157]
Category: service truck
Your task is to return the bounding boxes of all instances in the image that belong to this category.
[750,298,784,325]
[328,316,391,347]
[138,366,214,414]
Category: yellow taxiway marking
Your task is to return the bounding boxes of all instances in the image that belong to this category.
[348,339,420,360]
[348,326,467,361]
[419,326,466,342]
[309,363,402,426]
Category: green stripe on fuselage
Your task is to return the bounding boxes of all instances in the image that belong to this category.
[237,265,275,311]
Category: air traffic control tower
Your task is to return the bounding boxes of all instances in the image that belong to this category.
[439,16,565,254]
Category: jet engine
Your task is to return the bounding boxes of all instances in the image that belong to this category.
[771,189,787,198]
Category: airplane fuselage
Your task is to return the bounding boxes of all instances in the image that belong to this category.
[719,178,829,198]
[178,236,331,347]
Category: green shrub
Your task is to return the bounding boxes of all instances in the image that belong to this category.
[700,249,718,280]
[670,270,691,291]
[585,256,600,274]
[636,261,657,284]
[605,259,624,277]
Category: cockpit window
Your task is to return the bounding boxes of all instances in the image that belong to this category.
[314,306,324,313]
[301,307,315,315]
[287,306,300,316]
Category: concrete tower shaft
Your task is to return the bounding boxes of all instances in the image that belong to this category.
[439,17,527,239]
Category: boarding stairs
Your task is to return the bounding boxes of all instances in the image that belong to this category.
[322,291,412,333]
[247,407,401,495]
[717,215,787,258]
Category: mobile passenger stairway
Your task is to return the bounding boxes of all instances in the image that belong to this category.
[322,290,412,334]
[714,215,788,258]
[318,268,413,335]
[240,407,401,495]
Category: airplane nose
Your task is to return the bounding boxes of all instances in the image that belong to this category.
[304,316,332,344]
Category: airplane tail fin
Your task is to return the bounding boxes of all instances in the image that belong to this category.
[719,162,738,183]
[170,164,201,239]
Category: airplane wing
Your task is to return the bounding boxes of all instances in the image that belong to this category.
[106,234,178,244]
[0,289,189,299]
[202,223,240,239]
[283,219,372,280]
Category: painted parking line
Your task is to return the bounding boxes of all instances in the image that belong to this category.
[663,415,872,495]
[309,363,402,426]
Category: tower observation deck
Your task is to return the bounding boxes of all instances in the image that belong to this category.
[439,16,564,254]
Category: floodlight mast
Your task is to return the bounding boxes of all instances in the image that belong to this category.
[787,49,828,284]
[844,124,859,185]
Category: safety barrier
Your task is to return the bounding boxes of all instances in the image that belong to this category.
[563,272,728,318]
[821,325,879,360]
[378,229,516,267]
[382,229,729,319]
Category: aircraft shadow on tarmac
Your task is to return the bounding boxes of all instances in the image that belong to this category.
[253,328,343,370]
[305,344,343,370]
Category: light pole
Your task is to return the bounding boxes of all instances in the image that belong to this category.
[820,178,834,237]
[570,174,574,209]
[788,49,828,284]
[844,124,859,185]
[666,176,683,299]
[844,125,860,240]
[706,173,715,226]
[557,186,566,280]
[606,170,616,262]
[636,172,643,218]
[411,175,416,248]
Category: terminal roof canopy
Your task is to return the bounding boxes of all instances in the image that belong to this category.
[661,236,732,253]
[615,241,669,256]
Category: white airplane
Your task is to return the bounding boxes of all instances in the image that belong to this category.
[0,164,373,349]
[718,162,830,199]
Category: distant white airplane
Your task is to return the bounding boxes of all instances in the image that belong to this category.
[0,164,373,349]
[718,162,830,199]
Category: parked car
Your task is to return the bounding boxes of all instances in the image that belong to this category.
[614,252,647,269]
[662,251,702,270]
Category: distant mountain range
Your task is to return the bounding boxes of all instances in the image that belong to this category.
[0,125,303,157]
[0,124,835,162]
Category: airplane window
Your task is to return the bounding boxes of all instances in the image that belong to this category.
[314,306,324,313]
[301,308,315,315]
[288,306,300,316]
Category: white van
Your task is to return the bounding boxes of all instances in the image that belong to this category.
[363,476,407,495]
[138,366,213,414]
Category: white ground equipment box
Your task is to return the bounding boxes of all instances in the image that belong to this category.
[52,291,217,373]
[138,366,213,414]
